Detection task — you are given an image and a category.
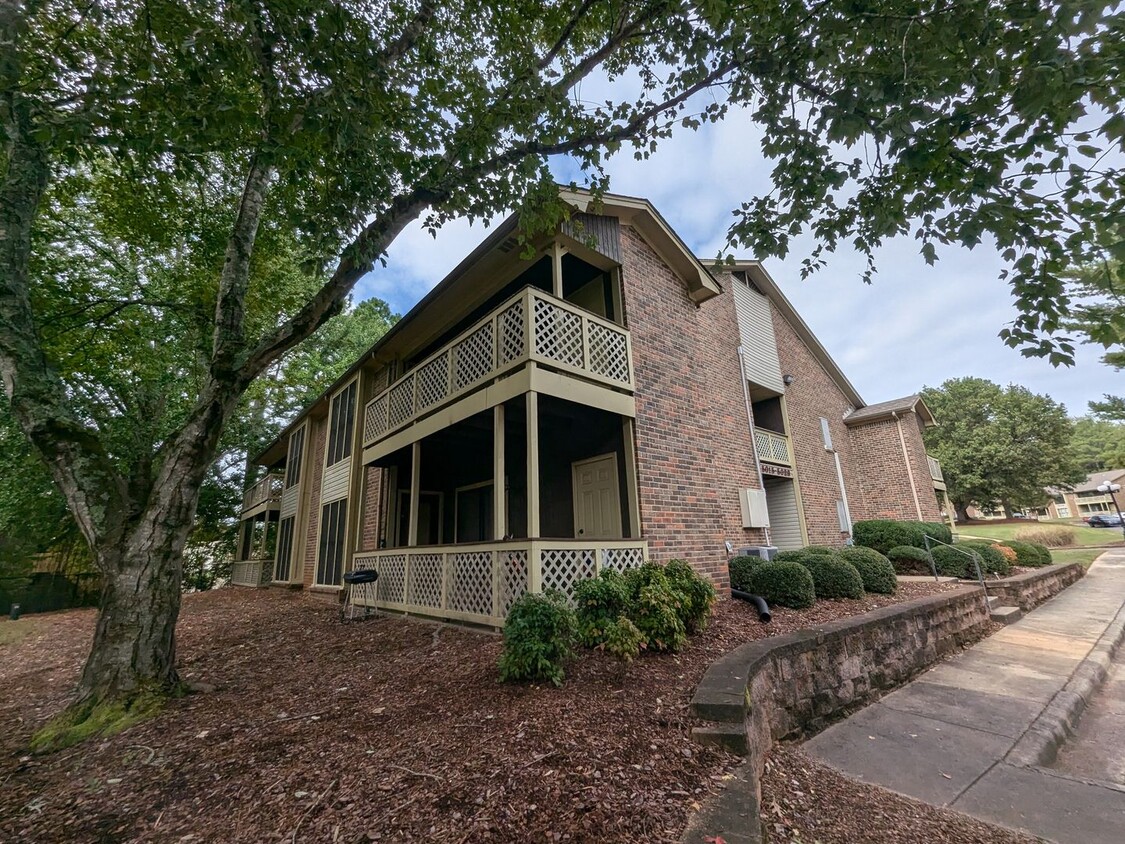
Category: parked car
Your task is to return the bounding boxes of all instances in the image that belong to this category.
[1087,513,1123,528]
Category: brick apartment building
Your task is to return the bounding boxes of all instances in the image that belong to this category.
[231,192,947,626]
[1036,469,1125,520]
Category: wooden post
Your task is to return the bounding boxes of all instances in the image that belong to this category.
[527,392,540,538]
[494,404,506,540]
[551,242,564,299]
[408,441,421,547]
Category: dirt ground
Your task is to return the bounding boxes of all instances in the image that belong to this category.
[1,582,982,843]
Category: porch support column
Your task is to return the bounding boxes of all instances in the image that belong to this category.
[494,404,507,540]
[408,441,421,547]
[527,391,540,538]
[550,241,564,299]
[621,418,641,539]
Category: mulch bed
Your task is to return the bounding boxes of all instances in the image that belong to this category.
[759,744,1038,843]
[1,581,968,843]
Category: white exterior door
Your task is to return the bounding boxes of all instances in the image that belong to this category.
[572,454,623,539]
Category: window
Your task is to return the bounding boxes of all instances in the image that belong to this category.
[820,418,834,452]
[326,381,358,466]
[285,425,306,488]
[275,517,295,582]
[317,499,348,585]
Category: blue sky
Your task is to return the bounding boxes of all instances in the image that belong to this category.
[355,112,1114,418]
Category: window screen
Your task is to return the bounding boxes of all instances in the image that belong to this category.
[316,499,348,585]
[285,426,306,488]
[326,382,357,466]
[275,516,295,582]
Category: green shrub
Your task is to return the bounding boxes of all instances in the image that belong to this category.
[665,559,717,633]
[728,555,768,591]
[598,616,646,662]
[630,582,687,652]
[853,520,926,555]
[957,541,1011,576]
[623,561,670,598]
[498,590,577,686]
[574,569,631,647]
[744,561,816,609]
[1001,540,1053,567]
[887,545,932,575]
[919,521,954,546]
[802,554,866,600]
[930,544,973,577]
[839,547,897,594]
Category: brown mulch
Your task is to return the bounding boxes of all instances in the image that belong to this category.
[759,744,1039,844]
[0,582,965,844]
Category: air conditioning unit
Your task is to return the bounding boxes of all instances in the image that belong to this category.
[737,545,778,561]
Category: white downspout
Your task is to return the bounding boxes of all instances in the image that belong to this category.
[737,346,771,547]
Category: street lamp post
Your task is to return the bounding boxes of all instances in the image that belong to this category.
[1096,482,1125,542]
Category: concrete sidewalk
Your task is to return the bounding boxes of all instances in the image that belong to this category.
[805,551,1125,844]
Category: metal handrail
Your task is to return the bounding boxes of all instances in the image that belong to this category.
[923,534,988,598]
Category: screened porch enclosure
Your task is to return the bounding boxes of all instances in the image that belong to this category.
[356,394,647,626]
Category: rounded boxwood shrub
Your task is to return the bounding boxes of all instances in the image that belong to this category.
[852,519,926,555]
[574,569,631,647]
[802,554,866,600]
[919,521,954,547]
[499,590,577,686]
[839,546,897,594]
[1001,540,1052,568]
[728,555,768,592]
[664,559,717,633]
[744,561,816,609]
[887,545,932,575]
[957,541,1011,576]
[930,544,973,577]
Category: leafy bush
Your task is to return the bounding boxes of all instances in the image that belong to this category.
[1014,525,1076,548]
[802,554,866,599]
[994,544,1019,565]
[744,561,816,609]
[929,545,974,577]
[919,521,954,546]
[499,590,577,686]
[623,561,670,598]
[630,583,687,652]
[887,545,932,575]
[664,559,717,632]
[728,555,768,591]
[839,546,897,594]
[574,569,631,647]
[599,616,646,663]
[853,520,926,555]
[957,541,1011,576]
[1001,540,1053,567]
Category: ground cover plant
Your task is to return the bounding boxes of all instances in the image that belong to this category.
[1013,525,1079,548]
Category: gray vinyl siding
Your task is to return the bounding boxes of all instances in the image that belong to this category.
[732,276,785,393]
[764,477,804,550]
[321,459,351,504]
[561,213,621,263]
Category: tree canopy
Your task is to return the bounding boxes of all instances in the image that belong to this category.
[2,0,1122,717]
[922,378,1084,518]
[1070,416,1125,473]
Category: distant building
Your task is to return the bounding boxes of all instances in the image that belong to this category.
[1035,469,1125,519]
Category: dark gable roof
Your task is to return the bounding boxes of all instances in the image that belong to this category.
[843,394,937,427]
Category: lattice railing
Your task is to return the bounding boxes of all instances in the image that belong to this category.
[231,560,271,587]
[241,473,284,512]
[350,540,647,626]
[361,287,635,447]
[754,429,791,465]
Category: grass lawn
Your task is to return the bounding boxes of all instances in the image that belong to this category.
[955,518,1123,548]
[0,617,39,647]
[1049,548,1106,568]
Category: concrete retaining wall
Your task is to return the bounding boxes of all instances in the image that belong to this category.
[987,562,1085,612]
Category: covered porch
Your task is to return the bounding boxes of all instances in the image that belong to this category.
[356,394,647,626]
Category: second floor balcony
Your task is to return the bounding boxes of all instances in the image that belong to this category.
[755,428,792,465]
[241,472,283,515]
[363,286,634,448]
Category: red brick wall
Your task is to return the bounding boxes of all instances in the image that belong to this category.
[301,416,327,587]
[771,306,862,546]
[621,226,766,588]
[848,412,942,522]
[360,465,384,552]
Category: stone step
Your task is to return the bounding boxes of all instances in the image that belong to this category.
[990,605,1023,624]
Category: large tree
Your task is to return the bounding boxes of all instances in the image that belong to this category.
[1070,416,1125,472]
[2,1,1121,728]
[922,378,1084,520]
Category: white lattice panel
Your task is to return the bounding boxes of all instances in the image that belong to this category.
[587,322,630,383]
[448,552,494,616]
[501,550,528,616]
[453,323,495,391]
[364,394,389,442]
[540,548,596,601]
[754,429,790,463]
[601,547,646,573]
[533,298,583,368]
[416,353,450,410]
[375,554,407,605]
[408,553,444,608]
[387,376,415,429]
[498,300,526,364]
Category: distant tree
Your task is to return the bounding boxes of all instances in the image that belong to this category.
[922,378,1084,520]
[1063,234,1124,419]
[1071,417,1125,473]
